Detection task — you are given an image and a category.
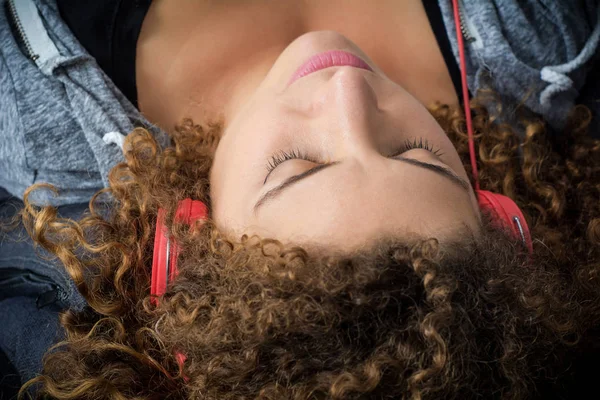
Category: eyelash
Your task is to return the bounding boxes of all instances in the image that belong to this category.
[266,136,444,174]
[392,137,444,158]
[266,148,320,173]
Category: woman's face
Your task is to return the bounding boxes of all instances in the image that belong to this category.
[210,31,481,250]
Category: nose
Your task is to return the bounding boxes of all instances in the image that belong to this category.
[314,66,383,162]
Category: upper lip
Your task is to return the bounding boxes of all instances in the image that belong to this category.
[287,50,374,87]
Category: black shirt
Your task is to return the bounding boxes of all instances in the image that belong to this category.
[56,0,463,109]
[56,0,152,109]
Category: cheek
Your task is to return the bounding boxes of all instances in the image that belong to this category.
[211,188,247,239]
[383,93,444,139]
[210,134,248,222]
[210,144,264,231]
[209,141,228,205]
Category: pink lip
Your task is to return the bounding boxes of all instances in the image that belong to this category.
[287,50,374,87]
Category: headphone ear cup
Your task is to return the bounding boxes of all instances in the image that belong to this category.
[476,190,533,254]
[175,198,208,226]
[151,199,209,304]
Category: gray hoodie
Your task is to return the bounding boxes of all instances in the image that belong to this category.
[0,0,599,388]
[1,0,169,207]
[439,0,600,131]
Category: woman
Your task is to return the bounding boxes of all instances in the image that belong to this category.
[0,0,598,398]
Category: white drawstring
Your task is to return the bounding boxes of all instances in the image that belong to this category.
[540,7,600,108]
[102,131,126,149]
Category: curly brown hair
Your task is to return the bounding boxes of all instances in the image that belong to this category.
[16,97,600,399]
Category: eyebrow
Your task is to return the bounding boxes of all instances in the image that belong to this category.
[253,157,472,215]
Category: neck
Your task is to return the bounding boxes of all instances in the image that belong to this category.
[136,1,305,133]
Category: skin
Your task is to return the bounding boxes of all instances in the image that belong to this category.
[137,2,482,251]
[137,0,459,132]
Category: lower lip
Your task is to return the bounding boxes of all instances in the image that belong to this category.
[287,50,374,87]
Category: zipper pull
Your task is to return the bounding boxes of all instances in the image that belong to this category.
[7,0,61,68]
[7,0,38,61]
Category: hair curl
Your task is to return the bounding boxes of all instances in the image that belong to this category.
[16,97,600,399]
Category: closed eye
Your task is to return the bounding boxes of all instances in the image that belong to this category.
[254,155,471,215]
[264,136,444,184]
[265,148,320,183]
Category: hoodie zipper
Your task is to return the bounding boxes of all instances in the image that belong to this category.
[456,0,483,50]
[458,8,475,43]
[7,0,39,61]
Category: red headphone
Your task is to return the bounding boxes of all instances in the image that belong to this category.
[150,198,208,307]
[151,198,207,381]
[449,0,533,255]
[150,0,533,379]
